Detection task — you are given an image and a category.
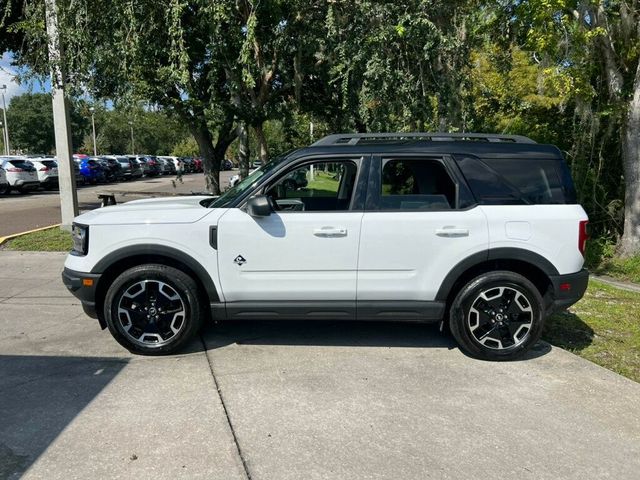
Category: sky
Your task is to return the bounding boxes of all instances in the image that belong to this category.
[0,52,50,104]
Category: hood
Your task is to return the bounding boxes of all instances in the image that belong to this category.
[75,195,216,225]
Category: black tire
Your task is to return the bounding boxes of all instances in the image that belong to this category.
[0,183,9,195]
[449,271,545,361]
[104,264,203,355]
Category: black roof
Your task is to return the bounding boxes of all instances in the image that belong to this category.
[290,133,563,160]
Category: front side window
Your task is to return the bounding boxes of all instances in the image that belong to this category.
[266,160,358,211]
[380,159,455,210]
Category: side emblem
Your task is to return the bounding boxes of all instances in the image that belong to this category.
[234,255,247,266]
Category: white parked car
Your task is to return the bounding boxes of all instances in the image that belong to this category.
[229,169,256,188]
[0,157,40,193]
[63,133,589,360]
[30,158,59,189]
[0,164,9,195]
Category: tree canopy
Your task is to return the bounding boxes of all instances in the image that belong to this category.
[2,0,640,255]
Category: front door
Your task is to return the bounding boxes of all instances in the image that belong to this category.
[217,157,365,318]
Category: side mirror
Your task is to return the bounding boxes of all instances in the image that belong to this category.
[246,195,273,217]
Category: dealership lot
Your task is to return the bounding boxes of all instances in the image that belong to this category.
[1,251,640,480]
[0,171,236,237]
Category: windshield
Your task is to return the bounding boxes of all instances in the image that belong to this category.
[208,154,290,208]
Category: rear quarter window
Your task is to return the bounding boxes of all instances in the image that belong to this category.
[456,156,576,205]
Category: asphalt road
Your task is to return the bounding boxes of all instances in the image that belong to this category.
[0,171,236,237]
[1,251,639,480]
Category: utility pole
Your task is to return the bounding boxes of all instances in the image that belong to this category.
[90,106,97,156]
[0,85,9,155]
[45,0,78,229]
[0,120,5,156]
[129,120,135,155]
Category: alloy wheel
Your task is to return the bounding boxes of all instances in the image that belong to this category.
[467,286,533,350]
[117,280,186,347]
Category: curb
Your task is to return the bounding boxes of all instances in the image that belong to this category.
[0,224,63,247]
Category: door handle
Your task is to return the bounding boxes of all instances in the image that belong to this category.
[314,227,347,237]
[435,227,469,237]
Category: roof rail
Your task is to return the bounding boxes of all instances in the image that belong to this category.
[311,132,536,146]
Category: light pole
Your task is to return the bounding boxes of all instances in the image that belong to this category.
[89,106,97,156]
[0,84,9,155]
[128,120,135,155]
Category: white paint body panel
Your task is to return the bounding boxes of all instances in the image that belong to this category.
[481,205,588,275]
[216,209,363,301]
[64,202,227,300]
[357,208,489,301]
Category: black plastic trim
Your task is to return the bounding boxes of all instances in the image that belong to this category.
[225,301,355,320]
[548,268,589,313]
[222,300,446,322]
[210,226,218,250]
[91,244,220,302]
[435,248,560,301]
[62,268,101,321]
[357,301,444,322]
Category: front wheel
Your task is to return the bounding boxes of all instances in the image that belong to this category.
[104,264,204,355]
[449,271,545,361]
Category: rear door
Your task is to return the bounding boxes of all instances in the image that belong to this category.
[357,155,489,310]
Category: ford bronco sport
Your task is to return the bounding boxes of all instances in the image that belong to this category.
[62,133,589,360]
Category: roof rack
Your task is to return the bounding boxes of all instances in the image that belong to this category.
[311,132,536,146]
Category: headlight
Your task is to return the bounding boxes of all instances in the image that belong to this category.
[71,223,89,255]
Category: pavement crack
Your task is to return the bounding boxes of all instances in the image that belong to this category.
[199,334,253,480]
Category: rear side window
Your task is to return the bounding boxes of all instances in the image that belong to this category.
[456,156,576,205]
[41,160,57,168]
[380,159,455,210]
[8,160,35,171]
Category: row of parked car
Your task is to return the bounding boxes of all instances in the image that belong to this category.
[0,154,213,195]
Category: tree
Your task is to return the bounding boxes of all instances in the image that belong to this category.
[5,92,87,153]
[505,0,640,255]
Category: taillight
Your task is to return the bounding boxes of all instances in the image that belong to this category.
[39,167,49,171]
[7,167,23,172]
[578,220,589,256]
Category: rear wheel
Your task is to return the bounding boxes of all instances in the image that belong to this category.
[449,271,545,361]
[104,264,203,355]
[0,183,9,195]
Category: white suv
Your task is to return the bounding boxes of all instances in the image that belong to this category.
[0,157,40,193]
[0,164,9,195]
[62,133,589,360]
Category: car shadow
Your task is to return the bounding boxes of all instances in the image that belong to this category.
[198,320,553,360]
[200,320,453,350]
[543,310,595,352]
[0,355,128,479]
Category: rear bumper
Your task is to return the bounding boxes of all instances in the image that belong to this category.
[548,268,589,314]
[14,180,39,188]
[62,268,102,321]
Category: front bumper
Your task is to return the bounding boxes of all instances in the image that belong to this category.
[548,268,589,314]
[62,268,103,322]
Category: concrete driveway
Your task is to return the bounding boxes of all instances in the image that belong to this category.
[1,251,639,479]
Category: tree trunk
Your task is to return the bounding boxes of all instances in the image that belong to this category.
[619,60,640,257]
[189,119,220,194]
[253,122,269,164]
[237,121,250,179]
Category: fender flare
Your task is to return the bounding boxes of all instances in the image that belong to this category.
[91,244,219,302]
[435,247,559,302]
